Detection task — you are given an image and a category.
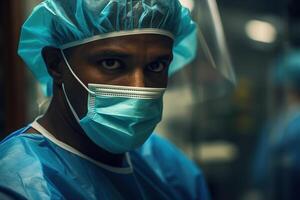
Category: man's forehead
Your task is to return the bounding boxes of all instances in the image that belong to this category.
[67,34,174,55]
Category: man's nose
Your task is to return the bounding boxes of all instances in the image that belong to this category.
[129,67,146,87]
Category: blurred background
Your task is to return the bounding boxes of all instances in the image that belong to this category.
[0,0,300,200]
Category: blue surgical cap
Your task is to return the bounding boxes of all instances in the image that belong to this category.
[273,50,300,89]
[18,0,197,96]
[282,51,300,89]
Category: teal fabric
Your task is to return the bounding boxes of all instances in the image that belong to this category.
[18,0,197,96]
[79,87,164,154]
[273,50,300,89]
[0,127,209,200]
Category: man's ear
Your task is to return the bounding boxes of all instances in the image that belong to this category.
[42,46,63,84]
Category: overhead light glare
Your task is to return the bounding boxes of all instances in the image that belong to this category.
[245,20,277,43]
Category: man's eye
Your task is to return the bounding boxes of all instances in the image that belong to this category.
[100,59,122,70]
[147,61,167,73]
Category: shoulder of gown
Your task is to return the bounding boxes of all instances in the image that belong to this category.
[136,133,210,200]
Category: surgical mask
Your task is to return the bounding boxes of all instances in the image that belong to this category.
[61,51,165,154]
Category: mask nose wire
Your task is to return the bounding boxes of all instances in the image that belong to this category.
[60,49,96,95]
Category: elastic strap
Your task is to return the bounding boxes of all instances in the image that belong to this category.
[61,50,95,95]
[60,28,174,50]
[62,83,81,123]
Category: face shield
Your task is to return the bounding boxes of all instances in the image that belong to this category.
[156,0,236,149]
[168,0,236,102]
[194,0,236,99]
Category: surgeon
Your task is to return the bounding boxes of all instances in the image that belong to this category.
[0,0,210,199]
[251,50,300,200]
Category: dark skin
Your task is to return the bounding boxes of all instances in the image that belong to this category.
[26,34,173,167]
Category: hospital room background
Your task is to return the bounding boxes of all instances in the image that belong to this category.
[0,0,299,199]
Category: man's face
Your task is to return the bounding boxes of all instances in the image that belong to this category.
[61,34,174,117]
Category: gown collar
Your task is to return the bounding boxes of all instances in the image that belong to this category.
[30,120,134,174]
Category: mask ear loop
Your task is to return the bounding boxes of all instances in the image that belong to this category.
[60,49,96,122]
[60,49,96,95]
[62,83,81,123]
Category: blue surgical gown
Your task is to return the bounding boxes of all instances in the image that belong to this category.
[0,126,209,200]
[252,108,300,200]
